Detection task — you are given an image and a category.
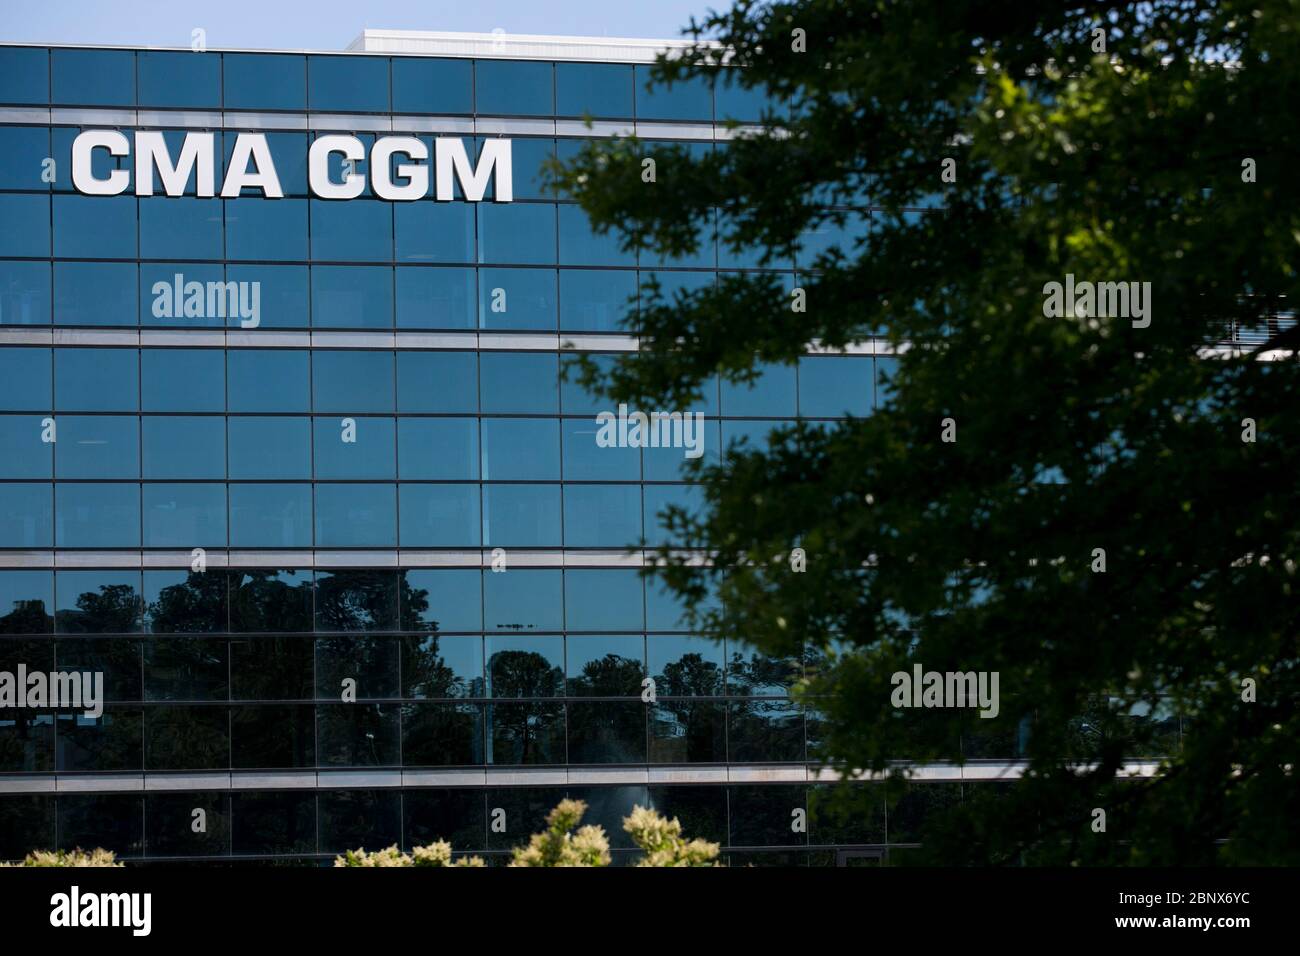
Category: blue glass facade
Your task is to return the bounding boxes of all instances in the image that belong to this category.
[0,41,1061,865]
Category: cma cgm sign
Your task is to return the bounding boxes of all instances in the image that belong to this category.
[69,130,513,201]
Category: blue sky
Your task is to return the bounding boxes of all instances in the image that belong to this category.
[3,0,718,50]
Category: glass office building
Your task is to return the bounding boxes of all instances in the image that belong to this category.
[0,31,1045,865]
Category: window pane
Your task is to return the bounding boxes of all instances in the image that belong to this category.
[142,483,227,547]
[138,51,220,108]
[144,638,228,700]
[648,635,725,695]
[0,260,50,326]
[54,348,138,411]
[55,415,139,478]
[397,417,478,480]
[55,570,142,634]
[314,482,396,547]
[142,349,224,411]
[311,265,393,328]
[310,201,393,263]
[53,195,137,259]
[229,569,313,633]
[480,418,559,480]
[565,570,645,630]
[567,634,645,696]
[0,47,49,105]
[227,350,310,413]
[636,66,711,121]
[144,569,228,634]
[312,351,395,413]
[55,483,140,547]
[482,484,561,547]
[230,790,316,854]
[309,55,389,112]
[728,699,806,762]
[395,202,474,263]
[392,57,472,114]
[396,267,476,329]
[402,703,484,766]
[556,63,633,119]
[0,414,51,478]
[223,54,306,111]
[798,356,873,417]
[559,204,635,266]
[0,126,52,190]
[318,790,400,854]
[715,71,778,123]
[225,199,309,261]
[140,198,223,260]
[233,701,314,766]
[479,352,556,414]
[229,635,313,699]
[0,194,50,257]
[487,635,563,698]
[54,262,136,327]
[483,570,562,632]
[317,703,399,766]
[398,484,480,547]
[145,792,229,856]
[142,416,225,479]
[559,269,635,332]
[562,416,640,481]
[401,569,482,634]
[478,268,556,330]
[315,570,400,633]
[486,702,565,765]
[314,415,395,479]
[396,351,477,413]
[403,636,485,699]
[721,361,798,417]
[475,61,552,116]
[228,483,312,547]
[228,416,311,479]
[0,570,54,634]
[52,49,134,107]
[478,203,556,265]
[562,484,642,547]
[0,484,53,547]
[567,702,646,763]
[0,347,50,410]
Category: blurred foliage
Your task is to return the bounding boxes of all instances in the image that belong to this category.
[550,0,1300,864]
[0,848,122,868]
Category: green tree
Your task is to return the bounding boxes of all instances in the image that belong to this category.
[553,0,1300,864]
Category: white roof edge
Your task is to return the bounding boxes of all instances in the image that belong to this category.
[347,28,721,63]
